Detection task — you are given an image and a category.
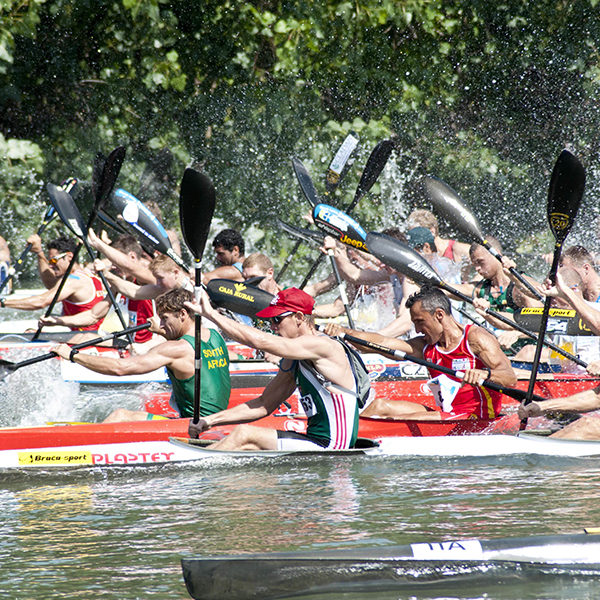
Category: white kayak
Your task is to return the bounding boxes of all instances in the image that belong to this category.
[2,430,600,471]
[181,532,600,600]
[377,431,600,458]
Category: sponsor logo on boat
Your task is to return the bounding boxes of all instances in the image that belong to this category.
[91,451,176,465]
[18,451,93,466]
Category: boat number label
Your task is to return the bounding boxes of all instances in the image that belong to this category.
[18,450,93,466]
[411,539,483,559]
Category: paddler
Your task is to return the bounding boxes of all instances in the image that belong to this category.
[185,287,364,451]
[0,236,105,331]
[325,284,517,420]
[51,288,231,422]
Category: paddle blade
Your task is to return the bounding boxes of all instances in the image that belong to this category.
[205,279,274,317]
[515,307,593,336]
[112,188,172,254]
[325,131,359,193]
[313,203,368,253]
[366,232,442,286]
[423,176,484,243]
[97,147,126,207]
[0,359,16,381]
[355,139,394,198]
[179,168,216,262]
[46,183,86,239]
[292,157,320,208]
[547,149,586,245]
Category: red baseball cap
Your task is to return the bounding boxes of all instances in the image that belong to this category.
[255,287,315,318]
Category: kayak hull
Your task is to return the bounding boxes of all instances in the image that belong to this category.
[181,534,600,600]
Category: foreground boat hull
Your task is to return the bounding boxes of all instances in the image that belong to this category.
[181,533,600,600]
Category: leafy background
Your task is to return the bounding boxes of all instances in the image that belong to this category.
[2,0,600,280]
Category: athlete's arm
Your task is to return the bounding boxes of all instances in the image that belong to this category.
[189,367,298,437]
[466,325,517,387]
[52,340,180,376]
[39,298,110,328]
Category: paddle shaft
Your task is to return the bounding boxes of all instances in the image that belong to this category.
[82,238,135,347]
[339,331,547,404]
[193,262,203,424]
[483,242,544,301]
[0,322,150,376]
[31,242,84,341]
[438,280,585,366]
[327,249,355,328]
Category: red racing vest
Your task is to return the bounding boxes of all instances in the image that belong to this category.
[61,269,105,331]
[423,324,502,419]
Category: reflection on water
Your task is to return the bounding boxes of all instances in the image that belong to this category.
[0,444,598,598]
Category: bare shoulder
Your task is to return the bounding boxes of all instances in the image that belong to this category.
[467,324,500,349]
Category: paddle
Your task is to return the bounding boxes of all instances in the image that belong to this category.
[179,168,216,424]
[365,231,586,366]
[423,176,544,301]
[277,220,325,247]
[291,160,356,326]
[0,322,150,381]
[329,328,548,404]
[522,150,586,426]
[299,139,394,288]
[44,168,133,347]
[277,134,358,281]
[32,147,126,341]
[110,188,191,271]
[325,131,359,195]
[515,307,593,336]
[205,279,274,317]
[312,203,369,253]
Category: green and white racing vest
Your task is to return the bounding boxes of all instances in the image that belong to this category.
[294,359,359,449]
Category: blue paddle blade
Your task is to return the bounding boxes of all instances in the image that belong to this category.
[112,188,172,254]
[312,203,368,252]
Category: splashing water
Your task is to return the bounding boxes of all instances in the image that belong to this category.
[0,346,80,427]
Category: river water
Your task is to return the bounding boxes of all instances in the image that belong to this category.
[1,310,600,599]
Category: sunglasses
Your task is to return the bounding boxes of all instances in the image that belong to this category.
[48,252,69,265]
[270,311,293,325]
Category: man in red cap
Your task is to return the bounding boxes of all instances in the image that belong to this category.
[185,287,363,450]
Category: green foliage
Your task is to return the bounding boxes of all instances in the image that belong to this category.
[2,0,600,280]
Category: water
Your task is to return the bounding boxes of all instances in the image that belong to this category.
[1,312,600,598]
[1,452,600,598]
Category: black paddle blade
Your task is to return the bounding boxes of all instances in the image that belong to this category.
[292,157,320,208]
[325,131,359,193]
[91,152,106,203]
[0,359,16,381]
[515,307,593,336]
[355,139,394,197]
[96,146,126,208]
[278,220,324,246]
[547,149,586,245]
[205,279,274,317]
[179,168,216,262]
[423,176,484,243]
[313,203,368,252]
[366,232,442,286]
[46,183,87,239]
[112,188,172,254]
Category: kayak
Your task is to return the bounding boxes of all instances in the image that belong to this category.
[1,411,599,470]
[181,532,600,600]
